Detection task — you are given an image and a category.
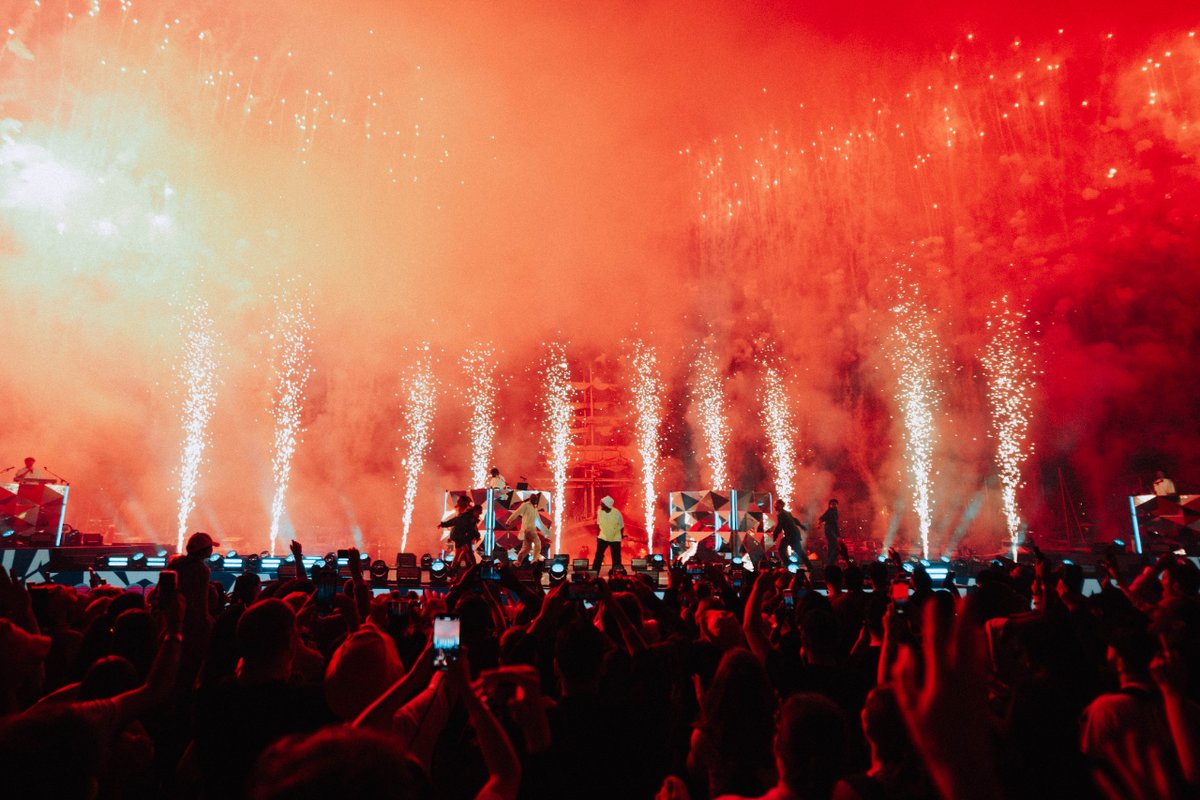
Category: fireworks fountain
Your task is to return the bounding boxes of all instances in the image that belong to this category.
[462,345,499,489]
[630,340,664,552]
[691,341,731,490]
[399,346,438,553]
[982,296,1038,560]
[888,276,942,560]
[759,361,797,511]
[267,287,314,554]
[174,302,219,552]
[542,343,574,553]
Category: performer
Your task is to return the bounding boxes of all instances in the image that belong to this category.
[772,499,807,565]
[485,467,508,491]
[439,495,482,570]
[508,492,543,565]
[592,495,624,574]
[818,498,840,566]
[1153,470,1177,498]
[13,457,42,482]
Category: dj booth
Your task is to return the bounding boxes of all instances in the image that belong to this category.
[1,480,70,545]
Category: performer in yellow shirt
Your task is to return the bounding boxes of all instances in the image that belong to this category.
[592,496,624,575]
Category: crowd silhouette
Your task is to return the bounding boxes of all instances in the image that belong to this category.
[1,535,1199,799]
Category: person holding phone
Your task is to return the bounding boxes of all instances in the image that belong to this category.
[592,496,624,576]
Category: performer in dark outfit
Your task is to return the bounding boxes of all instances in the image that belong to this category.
[439,495,482,570]
[819,499,840,566]
[772,499,807,564]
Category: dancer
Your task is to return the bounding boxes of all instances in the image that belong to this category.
[772,499,807,565]
[508,492,543,565]
[440,495,482,570]
[592,495,624,574]
[819,498,840,566]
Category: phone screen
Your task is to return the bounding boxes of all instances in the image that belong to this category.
[890,581,910,610]
[433,615,461,670]
[782,589,795,609]
[567,580,599,601]
[315,571,338,612]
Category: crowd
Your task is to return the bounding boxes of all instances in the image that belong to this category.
[2,530,1199,800]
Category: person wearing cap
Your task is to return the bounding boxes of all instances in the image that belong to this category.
[593,496,624,575]
[166,531,220,616]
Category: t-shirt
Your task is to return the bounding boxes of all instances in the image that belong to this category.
[1153,477,1176,496]
[597,507,624,542]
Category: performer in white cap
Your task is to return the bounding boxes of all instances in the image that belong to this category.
[593,495,624,574]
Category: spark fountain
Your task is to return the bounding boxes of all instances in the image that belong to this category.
[888,278,941,560]
[462,345,498,488]
[630,340,664,553]
[399,346,438,553]
[982,296,1038,561]
[759,362,797,511]
[542,344,574,553]
[267,287,313,554]
[691,342,730,491]
[174,302,219,552]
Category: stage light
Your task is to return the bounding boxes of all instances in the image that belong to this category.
[105,556,129,568]
[397,553,418,568]
[224,557,244,571]
[370,559,390,586]
[650,554,665,570]
[156,549,168,558]
[130,552,147,567]
[420,553,433,570]
[226,550,237,558]
[787,563,799,574]
[548,560,568,584]
[429,559,449,585]
[208,553,223,570]
[244,554,262,573]
[147,556,167,568]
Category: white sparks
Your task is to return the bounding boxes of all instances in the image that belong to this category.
[631,340,664,554]
[542,343,574,553]
[267,287,313,554]
[462,344,498,488]
[692,341,731,490]
[759,361,797,510]
[399,346,438,553]
[174,302,219,552]
[888,283,941,559]
[982,296,1038,560]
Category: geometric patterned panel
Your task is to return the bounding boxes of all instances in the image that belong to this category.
[1132,494,1200,532]
[669,490,770,534]
[1,482,69,542]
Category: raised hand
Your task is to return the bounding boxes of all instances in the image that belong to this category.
[893,599,1001,800]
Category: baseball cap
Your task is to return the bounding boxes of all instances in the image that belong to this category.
[185,531,220,554]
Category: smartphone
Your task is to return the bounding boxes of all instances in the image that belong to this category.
[480,560,502,581]
[158,570,178,606]
[315,569,339,613]
[433,615,461,671]
[891,580,910,611]
[567,580,599,601]
[782,589,795,609]
[388,599,409,623]
[731,568,744,590]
